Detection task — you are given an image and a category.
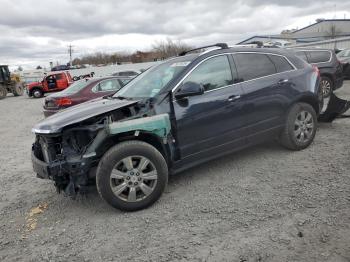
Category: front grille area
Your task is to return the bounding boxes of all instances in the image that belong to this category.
[35,135,62,163]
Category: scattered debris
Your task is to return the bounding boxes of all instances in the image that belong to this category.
[319,93,350,122]
[21,203,48,239]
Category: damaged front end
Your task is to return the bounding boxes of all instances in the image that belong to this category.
[318,93,350,122]
[31,98,172,197]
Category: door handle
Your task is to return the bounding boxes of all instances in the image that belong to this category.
[278,79,289,85]
[228,95,241,102]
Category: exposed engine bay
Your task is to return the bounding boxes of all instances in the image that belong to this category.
[32,99,172,196]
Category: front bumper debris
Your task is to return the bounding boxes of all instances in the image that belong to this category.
[318,93,350,122]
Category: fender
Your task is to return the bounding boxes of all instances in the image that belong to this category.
[107,114,171,139]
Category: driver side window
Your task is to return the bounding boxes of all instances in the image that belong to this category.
[183,55,233,92]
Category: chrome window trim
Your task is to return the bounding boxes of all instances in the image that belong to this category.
[296,50,332,64]
[171,51,297,94]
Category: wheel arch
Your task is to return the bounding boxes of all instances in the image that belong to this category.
[96,131,172,166]
[320,72,334,85]
[29,86,43,96]
[294,94,320,115]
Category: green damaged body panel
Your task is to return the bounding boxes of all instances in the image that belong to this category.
[107,114,171,138]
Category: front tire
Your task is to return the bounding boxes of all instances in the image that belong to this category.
[279,103,317,150]
[32,88,43,98]
[96,141,168,211]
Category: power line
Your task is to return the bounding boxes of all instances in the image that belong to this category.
[68,44,74,66]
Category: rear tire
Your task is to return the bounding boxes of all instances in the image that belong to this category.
[279,103,317,150]
[0,86,7,99]
[320,76,333,98]
[96,141,168,211]
[12,84,24,96]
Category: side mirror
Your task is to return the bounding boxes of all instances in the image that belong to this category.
[175,82,204,99]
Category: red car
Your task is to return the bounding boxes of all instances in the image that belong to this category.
[26,72,73,98]
[43,76,132,117]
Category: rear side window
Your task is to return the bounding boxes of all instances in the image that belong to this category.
[119,79,131,85]
[233,53,276,81]
[307,51,331,63]
[268,55,294,73]
[55,74,63,80]
[183,55,233,91]
[295,51,308,62]
[93,79,122,92]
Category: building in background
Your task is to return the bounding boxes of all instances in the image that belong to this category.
[238,19,350,46]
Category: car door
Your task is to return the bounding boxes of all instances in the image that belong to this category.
[173,54,246,158]
[232,52,295,139]
[55,73,67,90]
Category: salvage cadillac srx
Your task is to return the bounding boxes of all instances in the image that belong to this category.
[31,44,322,211]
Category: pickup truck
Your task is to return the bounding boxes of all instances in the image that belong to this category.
[26,72,73,98]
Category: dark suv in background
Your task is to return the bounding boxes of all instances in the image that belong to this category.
[31,44,321,211]
[293,49,343,97]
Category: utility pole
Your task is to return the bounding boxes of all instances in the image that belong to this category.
[68,44,74,66]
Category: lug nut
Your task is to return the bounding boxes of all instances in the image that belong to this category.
[136,172,140,176]
[134,182,138,186]
[126,176,130,180]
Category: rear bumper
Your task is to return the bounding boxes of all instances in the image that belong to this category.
[43,108,59,117]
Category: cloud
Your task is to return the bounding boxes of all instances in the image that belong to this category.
[0,0,349,68]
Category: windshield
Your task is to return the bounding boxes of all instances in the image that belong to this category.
[59,79,91,95]
[114,56,195,98]
[337,49,350,58]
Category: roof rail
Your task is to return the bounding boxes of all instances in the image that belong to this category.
[179,43,229,56]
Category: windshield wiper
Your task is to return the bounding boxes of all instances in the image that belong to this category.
[113,95,131,100]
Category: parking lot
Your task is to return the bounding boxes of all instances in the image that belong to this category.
[0,82,349,261]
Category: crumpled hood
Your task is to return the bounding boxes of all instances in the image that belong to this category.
[32,97,139,134]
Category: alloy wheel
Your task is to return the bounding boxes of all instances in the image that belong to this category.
[320,79,331,97]
[33,90,42,98]
[109,156,158,202]
[294,110,314,143]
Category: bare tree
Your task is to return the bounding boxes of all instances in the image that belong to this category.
[70,39,193,66]
[152,38,193,58]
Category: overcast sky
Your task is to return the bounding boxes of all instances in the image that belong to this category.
[1,0,350,69]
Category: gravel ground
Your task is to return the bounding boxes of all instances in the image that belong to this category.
[0,82,349,262]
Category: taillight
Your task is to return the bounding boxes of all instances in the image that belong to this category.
[312,65,320,77]
[55,97,72,106]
